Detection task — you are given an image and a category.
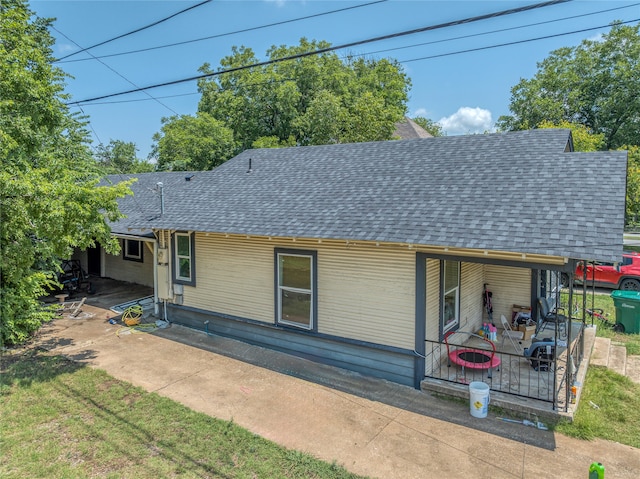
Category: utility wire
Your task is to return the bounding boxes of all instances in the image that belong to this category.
[68,0,572,105]
[400,18,639,64]
[356,2,640,59]
[72,17,639,108]
[56,0,389,64]
[53,26,178,115]
[57,0,212,61]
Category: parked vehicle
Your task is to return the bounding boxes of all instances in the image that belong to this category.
[561,252,640,291]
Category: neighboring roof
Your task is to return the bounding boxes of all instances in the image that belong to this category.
[393,117,433,139]
[108,129,627,262]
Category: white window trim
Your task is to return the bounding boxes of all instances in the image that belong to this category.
[175,232,193,283]
[442,261,460,334]
[277,251,315,330]
[124,239,142,261]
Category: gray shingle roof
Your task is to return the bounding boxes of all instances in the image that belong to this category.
[109,130,627,262]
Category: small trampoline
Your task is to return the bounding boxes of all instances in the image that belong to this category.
[444,331,501,378]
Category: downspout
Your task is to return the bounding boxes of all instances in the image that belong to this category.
[153,238,159,317]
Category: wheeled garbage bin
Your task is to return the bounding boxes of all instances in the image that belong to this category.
[611,290,640,334]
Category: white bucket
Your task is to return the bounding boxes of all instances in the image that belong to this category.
[469,381,490,418]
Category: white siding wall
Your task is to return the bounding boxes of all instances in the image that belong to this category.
[460,262,484,333]
[181,234,416,349]
[484,264,532,322]
[425,259,440,341]
[103,239,154,287]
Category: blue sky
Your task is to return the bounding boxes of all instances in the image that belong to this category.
[30,0,639,160]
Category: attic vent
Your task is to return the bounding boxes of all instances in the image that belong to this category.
[246,158,252,174]
[185,174,194,181]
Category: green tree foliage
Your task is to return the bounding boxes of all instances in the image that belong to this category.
[497,23,640,150]
[625,145,640,228]
[151,113,235,171]
[412,116,445,137]
[0,0,132,344]
[95,140,155,174]
[197,38,410,151]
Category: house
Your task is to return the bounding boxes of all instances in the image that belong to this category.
[393,116,433,139]
[87,129,627,396]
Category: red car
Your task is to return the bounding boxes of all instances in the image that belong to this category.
[562,252,640,291]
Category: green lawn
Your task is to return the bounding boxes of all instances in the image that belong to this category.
[554,289,640,447]
[0,350,366,479]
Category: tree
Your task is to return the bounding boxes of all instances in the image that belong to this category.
[95,140,155,174]
[625,145,640,228]
[412,116,445,137]
[0,0,132,344]
[197,38,410,151]
[497,23,640,149]
[151,113,235,171]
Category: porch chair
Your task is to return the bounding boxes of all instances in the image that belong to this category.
[536,297,568,339]
[500,314,524,353]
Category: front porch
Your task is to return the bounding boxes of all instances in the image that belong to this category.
[421,320,591,420]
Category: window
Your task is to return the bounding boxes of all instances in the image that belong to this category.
[174,232,195,285]
[123,239,143,262]
[441,260,460,335]
[275,249,316,330]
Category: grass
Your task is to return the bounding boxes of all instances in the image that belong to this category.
[555,366,640,448]
[0,349,367,479]
[554,289,640,447]
[562,290,640,355]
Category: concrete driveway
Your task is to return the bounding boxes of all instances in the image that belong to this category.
[32,281,640,479]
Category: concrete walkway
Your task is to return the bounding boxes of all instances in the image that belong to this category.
[34,300,640,479]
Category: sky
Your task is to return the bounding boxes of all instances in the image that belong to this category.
[29,0,640,160]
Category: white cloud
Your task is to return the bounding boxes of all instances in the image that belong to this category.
[58,43,76,53]
[412,108,429,117]
[438,107,493,135]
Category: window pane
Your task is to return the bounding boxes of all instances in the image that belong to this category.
[179,258,191,280]
[444,261,459,291]
[177,235,190,256]
[281,290,311,327]
[126,240,140,257]
[279,255,311,289]
[443,290,457,327]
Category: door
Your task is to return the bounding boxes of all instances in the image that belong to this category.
[87,244,101,276]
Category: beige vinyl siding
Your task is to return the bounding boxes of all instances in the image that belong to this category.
[460,262,484,333]
[182,234,416,349]
[318,248,415,349]
[425,258,440,341]
[184,234,275,323]
[484,265,532,321]
[103,239,154,287]
[425,260,484,341]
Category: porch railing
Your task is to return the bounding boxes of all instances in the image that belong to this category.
[424,323,585,410]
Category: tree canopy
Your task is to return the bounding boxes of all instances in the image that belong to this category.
[0,0,132,344]
[95,139,155,174]
[151,113,235,171]
[497,23,640,150]
[196,38,410,151]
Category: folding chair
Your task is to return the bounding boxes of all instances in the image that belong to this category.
[59,297,86,318]
[500,314,524,353]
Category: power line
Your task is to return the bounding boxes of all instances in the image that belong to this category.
[400,18,639,64]
[68,0,573,105]
[56,0,389,64]
[56,0,212,61]
[72,18,639,109]
[53,26,178,115]
[356,2,640,59]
